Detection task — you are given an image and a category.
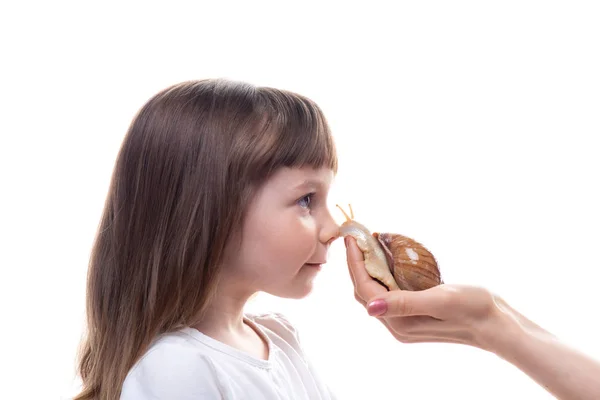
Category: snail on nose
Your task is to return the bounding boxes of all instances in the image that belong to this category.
[337,204,442,292]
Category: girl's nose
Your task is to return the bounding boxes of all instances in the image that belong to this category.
[320,208,341,245]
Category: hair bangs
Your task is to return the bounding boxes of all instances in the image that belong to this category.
[258,88,338,175]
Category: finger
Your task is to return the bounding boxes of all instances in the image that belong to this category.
[378,315,446,336]
[343,238,364,304]
[344,237,358,288]
[375,318,470,345]
[398,337,470,345]
[383,315,470,336]
[345,236,387,301]
[367,285,450,318]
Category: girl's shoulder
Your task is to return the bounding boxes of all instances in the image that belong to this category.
[246,312,304,354]
[248,311,298,331]
[121,331,222,399]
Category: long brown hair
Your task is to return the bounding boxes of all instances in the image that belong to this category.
[74,79,338,399]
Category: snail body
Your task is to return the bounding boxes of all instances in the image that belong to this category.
[337,204,442,292]
[339,217,401,291]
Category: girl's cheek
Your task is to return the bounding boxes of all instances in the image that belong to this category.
[299,212,317,228]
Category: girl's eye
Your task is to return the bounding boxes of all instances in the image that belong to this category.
[297,193,315,209]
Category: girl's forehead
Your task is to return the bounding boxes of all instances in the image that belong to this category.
[266,167,334,190]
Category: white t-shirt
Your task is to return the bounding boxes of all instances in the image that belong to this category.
[120,312,337,399]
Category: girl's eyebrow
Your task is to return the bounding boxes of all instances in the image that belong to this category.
[294,179,324,191]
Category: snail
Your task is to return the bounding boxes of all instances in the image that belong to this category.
[337,204,442,291]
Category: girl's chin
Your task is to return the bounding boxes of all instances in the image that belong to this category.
[265,277,319,299]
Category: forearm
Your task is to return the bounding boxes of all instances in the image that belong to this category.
[477,297,600,400]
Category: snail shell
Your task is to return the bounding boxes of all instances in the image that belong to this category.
[337,204,442,291]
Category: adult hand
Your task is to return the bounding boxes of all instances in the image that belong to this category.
[346,236,600,400]
[344,236,498,349]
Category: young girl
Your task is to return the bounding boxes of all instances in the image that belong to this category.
[75,79,341,399]
[75,78,600,400]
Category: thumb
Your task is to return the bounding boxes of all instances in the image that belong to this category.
[366,288,442,317]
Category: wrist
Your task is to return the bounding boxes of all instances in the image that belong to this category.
[472,295,529,355]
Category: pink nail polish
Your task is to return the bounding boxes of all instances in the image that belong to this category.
[367,299,387,316]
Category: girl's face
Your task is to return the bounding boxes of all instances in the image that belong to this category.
[225,166,340,299]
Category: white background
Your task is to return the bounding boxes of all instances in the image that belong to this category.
[1,1,599,399]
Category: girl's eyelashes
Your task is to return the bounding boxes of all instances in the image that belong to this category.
[297,192,316,209]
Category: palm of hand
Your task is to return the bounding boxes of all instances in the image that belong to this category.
[345,237,497,348]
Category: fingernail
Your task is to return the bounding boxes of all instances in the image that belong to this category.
[367,299,387,316]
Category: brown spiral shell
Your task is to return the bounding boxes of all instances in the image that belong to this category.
[336,203,443,292]
[374,232,442,291]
